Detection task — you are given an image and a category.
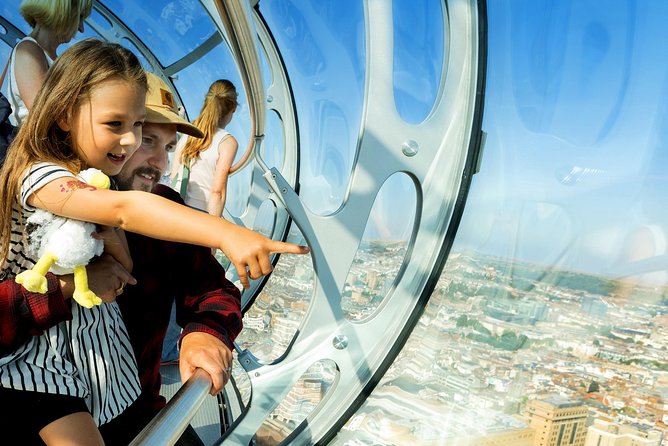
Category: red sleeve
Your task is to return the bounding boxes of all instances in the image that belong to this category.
[152,184,243,350]
[175,253,242,350]
[0,273,71,356]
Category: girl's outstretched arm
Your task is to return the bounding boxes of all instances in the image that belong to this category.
[28,177,309,288]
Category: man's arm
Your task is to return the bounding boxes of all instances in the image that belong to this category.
[175,243,242,394]
[0,273,70,356]
[152,185,243,393]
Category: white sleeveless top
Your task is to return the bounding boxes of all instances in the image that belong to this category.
[173,128,232,213]
[0,162,141,425]
[8,36,54,127]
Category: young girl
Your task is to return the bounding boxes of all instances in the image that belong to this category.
[171,79,239,217]
[0,39,307,444]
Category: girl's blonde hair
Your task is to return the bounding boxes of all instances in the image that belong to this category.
[0,38,147,264]
[179,79,238,165]
[20,0,93,41]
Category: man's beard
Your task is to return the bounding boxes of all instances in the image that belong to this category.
[115,166,161,192]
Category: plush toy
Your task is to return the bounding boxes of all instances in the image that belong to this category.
[16,168,111,308]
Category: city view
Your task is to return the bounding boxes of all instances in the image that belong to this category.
[235,240,668,445]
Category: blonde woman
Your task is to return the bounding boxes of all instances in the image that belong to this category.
[171,79,239,217]
[8,0,92,126]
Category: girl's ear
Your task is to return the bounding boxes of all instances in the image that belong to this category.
[57,109,73,131]
[57,117,70,132]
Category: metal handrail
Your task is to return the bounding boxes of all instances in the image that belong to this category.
[129,368,213,446]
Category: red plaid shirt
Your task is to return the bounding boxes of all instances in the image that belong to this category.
[0,273,71,356]
[118,185,242,412]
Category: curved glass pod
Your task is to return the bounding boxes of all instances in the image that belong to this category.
[339,1,668,445]
[219,0,486,444]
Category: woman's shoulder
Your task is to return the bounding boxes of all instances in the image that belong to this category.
[13,38,50,67]
[14,37,44,56]
[216,128,236,143]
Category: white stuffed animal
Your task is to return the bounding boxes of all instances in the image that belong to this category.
[16,168,111,308]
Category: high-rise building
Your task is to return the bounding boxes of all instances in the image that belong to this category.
[584,418,663,445]
[525,396,588,446]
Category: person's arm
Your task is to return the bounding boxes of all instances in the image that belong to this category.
[149,184,241,393]
[28,177,309,288]
[174,241,242,394]
[93,226,133,273]
[207,135,238,217]
[13,40,50,111]
[0,255,135,356]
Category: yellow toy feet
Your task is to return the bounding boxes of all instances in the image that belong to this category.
[72,289,102,309]
[72,265,102,309]
[16,251,58,294]
[16,270,48,294]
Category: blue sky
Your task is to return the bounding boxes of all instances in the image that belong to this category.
[3,0,668,280]
[453,0,668,279]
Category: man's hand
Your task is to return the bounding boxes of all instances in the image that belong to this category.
[58,254,136,303]
[93,226,133,272]
[179,331,233,394]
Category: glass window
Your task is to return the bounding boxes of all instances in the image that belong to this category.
[0,1,30,35]
[259,0,365,215]
[102,0,216,67]
[254,360,337,443]
[342,172,417,321]
[393,0,444,123]
[344,0,668,444]
[235,225,314,363]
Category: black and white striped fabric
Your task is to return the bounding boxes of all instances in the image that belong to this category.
[0,162,141,425]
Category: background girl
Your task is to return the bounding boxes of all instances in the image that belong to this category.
[171,79,239,217]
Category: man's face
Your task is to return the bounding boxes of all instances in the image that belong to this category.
[114,122,177,192]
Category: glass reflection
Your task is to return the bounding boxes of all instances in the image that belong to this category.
[253,199,277,238]
[342,173,416,321]
[254,360,337,445]
[102,0,215,66]
[261,110,286,171]
[259,0,365,215]
[235,226,314,362]
[392,0,444,123]
[0,0,28,34]
[344,1,668,444]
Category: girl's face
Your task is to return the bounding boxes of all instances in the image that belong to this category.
[64,79,146,176]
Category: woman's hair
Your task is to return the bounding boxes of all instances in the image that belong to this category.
[179,79,238,165]
[20,0,93,41]
[0,38,147,263]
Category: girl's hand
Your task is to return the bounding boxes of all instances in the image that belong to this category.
[93,225,133,272]
[219,225,309,289]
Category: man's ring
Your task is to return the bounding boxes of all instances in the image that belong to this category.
[225,367,232,373]
[116,285,124,296]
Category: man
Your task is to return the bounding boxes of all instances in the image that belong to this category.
[0,73,243,445]
[98,73,242,445]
